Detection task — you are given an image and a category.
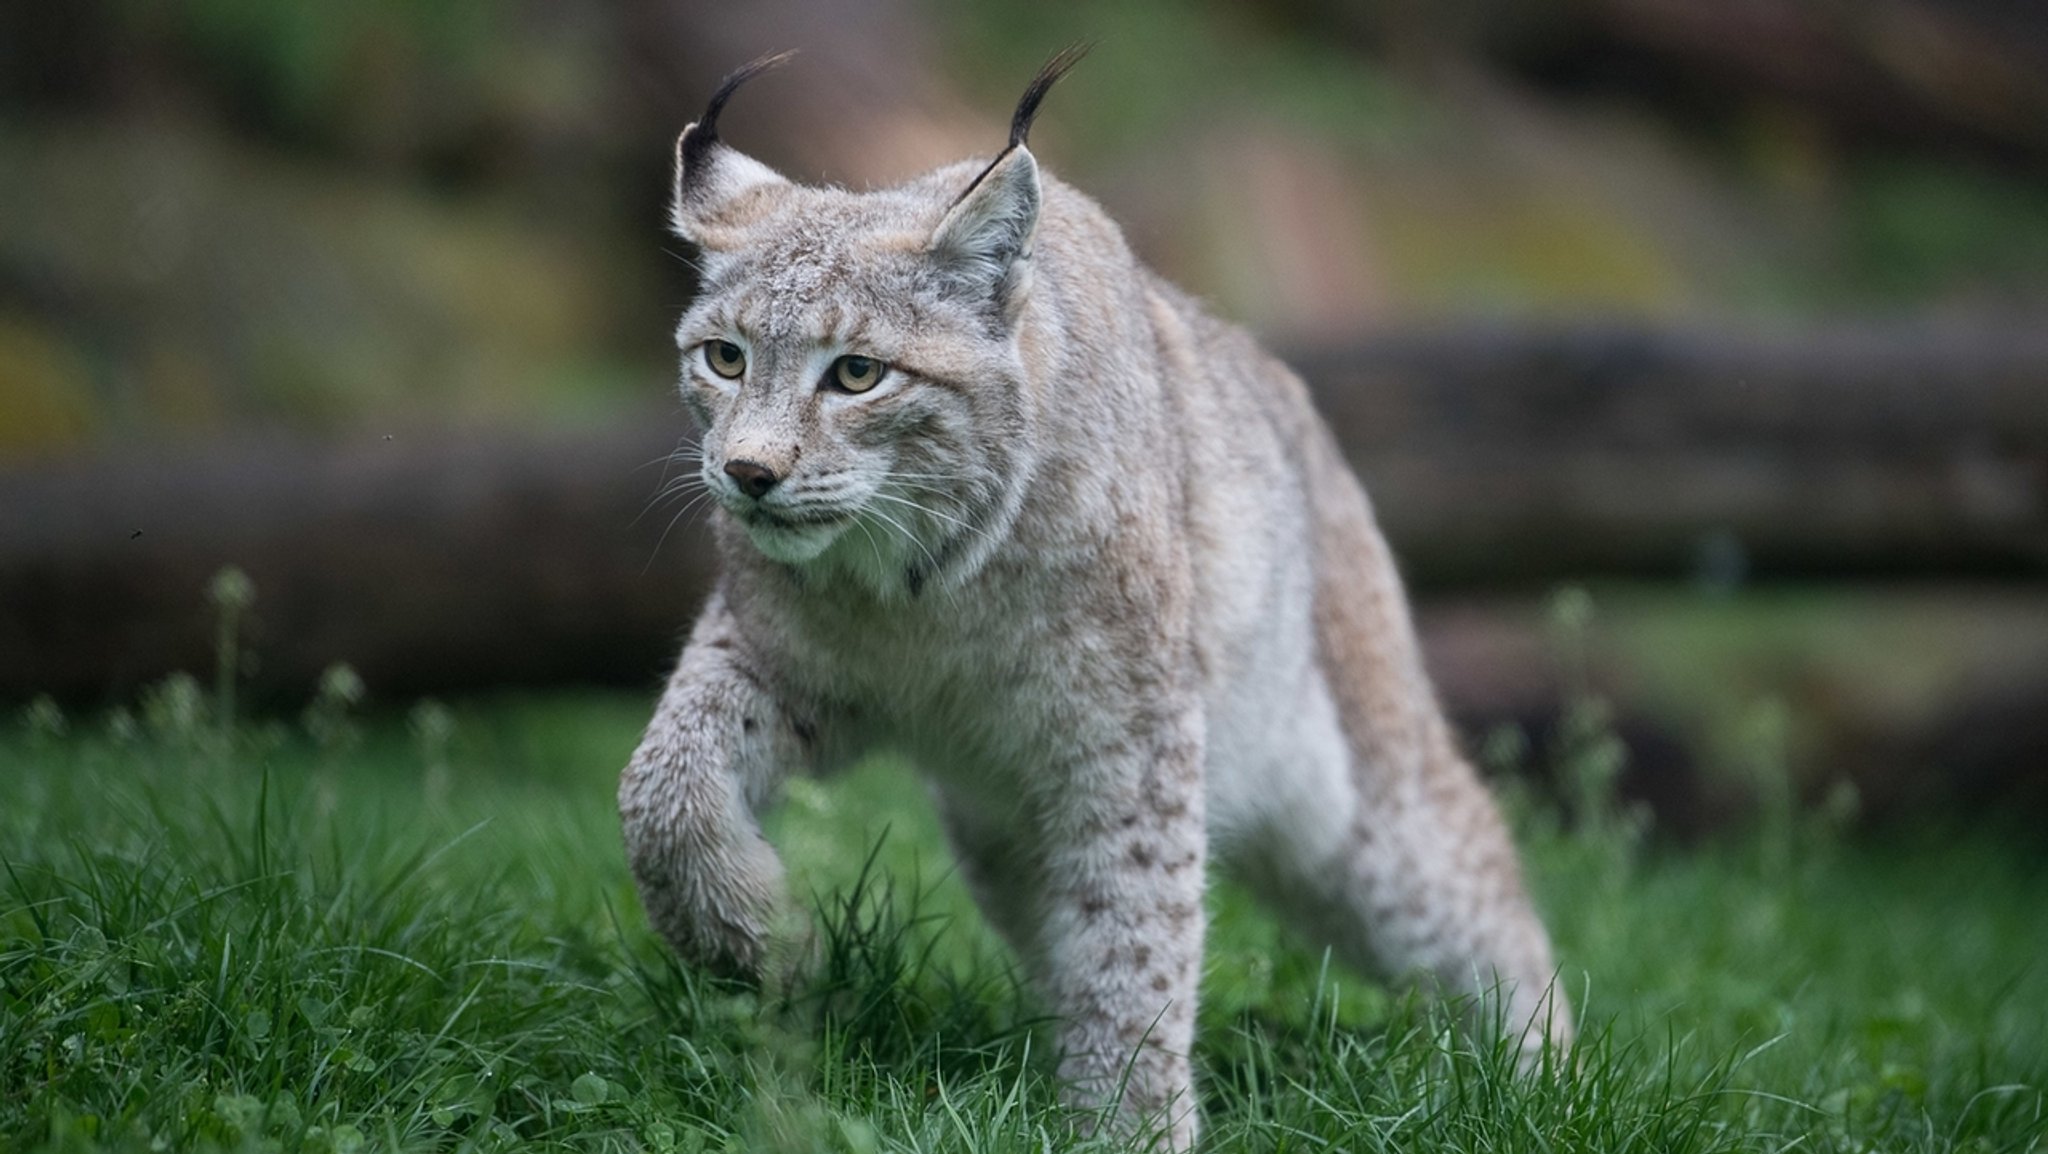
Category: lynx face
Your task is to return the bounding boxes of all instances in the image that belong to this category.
[672,153,1043,588]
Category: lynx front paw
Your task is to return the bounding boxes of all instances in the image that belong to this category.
[620,768,787,979]
[634,823,785,978]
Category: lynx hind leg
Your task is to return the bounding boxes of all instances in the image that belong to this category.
[1278,467,1574,1057]
[1354,739,1571,1054]
[1243,731,1570,1058]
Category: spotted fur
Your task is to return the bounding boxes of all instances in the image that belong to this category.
[620,54,1571,1150]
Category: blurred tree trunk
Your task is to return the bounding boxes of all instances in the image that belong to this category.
[1305,323,2048,585]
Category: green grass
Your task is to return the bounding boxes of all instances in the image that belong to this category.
[3,689,2045,1152]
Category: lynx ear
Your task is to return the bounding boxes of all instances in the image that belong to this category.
[928,146,1041,310]
[927,44,1087,315]
[670,52,794,245]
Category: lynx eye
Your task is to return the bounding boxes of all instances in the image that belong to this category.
[702,340,747,380]
[830,354,887,394]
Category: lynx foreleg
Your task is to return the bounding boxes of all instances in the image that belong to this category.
[619,600,807,978]
[1037,705,1208,1152]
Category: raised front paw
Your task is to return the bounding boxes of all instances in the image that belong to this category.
[620,766,788,979]
[632,818,785,978]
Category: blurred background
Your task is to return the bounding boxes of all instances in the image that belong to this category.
[4,0,2046,838]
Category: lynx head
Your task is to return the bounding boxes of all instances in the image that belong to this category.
[668,48,1086,595]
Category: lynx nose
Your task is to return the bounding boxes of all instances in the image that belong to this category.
[723,458,781,499]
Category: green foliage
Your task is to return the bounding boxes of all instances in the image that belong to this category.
[209,567,256,734]
[1543,587,1648,868]
[936,0,1429,165]
[1839,160,2048,305]
[302,665,366,757]
[1,677,2044,1150]
[129,0,504,147]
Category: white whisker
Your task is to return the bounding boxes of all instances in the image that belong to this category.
[868,490,1003,554]
[635,440,695,520]
[851,514,888,580]
[863,502,944,578]
[867,490,981,537]
[643,488,720,573]
[633,472,713,528]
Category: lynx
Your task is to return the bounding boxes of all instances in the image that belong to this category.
[619,48,1571,1148]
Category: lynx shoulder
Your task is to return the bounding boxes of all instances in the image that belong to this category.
[619,48,1570,1149]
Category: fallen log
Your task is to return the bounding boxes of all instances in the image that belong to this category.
[1,422,711,702]
[2,322,2045,702]
[1301,324,2048,584]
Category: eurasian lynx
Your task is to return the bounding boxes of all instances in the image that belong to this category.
[619,49,1570,1148]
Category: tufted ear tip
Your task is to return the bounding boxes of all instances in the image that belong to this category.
[669,54,796,242]
[681,51,795,166]
[922,47,1086,316]
[1008,42,1089,152]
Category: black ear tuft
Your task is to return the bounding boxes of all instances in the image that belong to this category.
[948,43,1090,213]
[678,50,797,190]
[1008,42,1091,152]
